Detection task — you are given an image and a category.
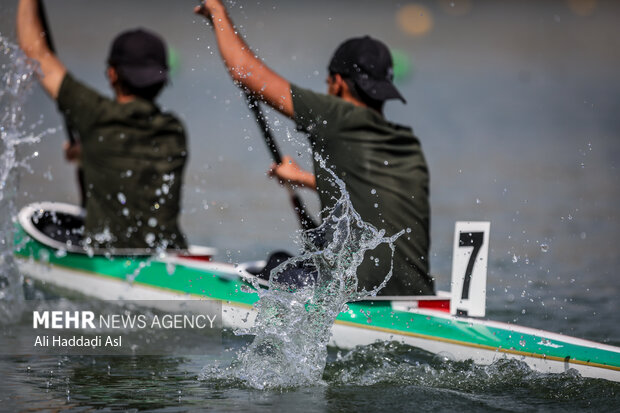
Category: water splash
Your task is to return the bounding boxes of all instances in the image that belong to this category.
[0,35,40,321]
[203,165,403,389]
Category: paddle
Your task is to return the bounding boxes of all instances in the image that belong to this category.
[244,91,318,231]
[36,0,86,207]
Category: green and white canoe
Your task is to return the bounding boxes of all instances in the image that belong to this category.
[13,202,620,382]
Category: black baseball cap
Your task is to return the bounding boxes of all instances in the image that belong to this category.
[107,29,168,88]
[328,36,406,104]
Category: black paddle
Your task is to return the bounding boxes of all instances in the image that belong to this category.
[244,91,317,231]
[36,0,86,207]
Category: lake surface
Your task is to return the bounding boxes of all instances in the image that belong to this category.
[1,0,619,411]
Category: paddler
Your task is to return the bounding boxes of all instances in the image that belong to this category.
[16,0,188,250]
[194,1,433,295]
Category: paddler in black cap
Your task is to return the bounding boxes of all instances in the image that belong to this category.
[194,1,433,295]
[17,0,187,251]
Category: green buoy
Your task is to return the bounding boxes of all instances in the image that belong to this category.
[168,46,180,78]
[391,48,413,82]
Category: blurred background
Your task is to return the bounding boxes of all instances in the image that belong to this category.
[1,0,618,340]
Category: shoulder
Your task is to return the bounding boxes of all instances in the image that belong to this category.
[57,73,112,136]
[290,84,350,112]
[57,73,110,107]
[290,84,356,133]
[57,72,116,122]
[148,106,188,144]
[385,119,420,143]
[158,108,186,132]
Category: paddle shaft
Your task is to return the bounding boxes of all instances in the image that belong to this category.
[246,94,283,164]
[36,0,85,206]
[244,92,317,230]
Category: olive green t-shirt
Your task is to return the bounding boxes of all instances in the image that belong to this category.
[291,84,433,295]
[57,73,187,250]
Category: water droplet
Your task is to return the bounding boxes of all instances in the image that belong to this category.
[117,193,126,205]
[145,233,156,245]
[166,262,176,275]
[540,243,549,252]
[38,249,50,264]
[148,218,157,227]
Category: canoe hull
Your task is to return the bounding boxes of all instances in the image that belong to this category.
[12,201,620,382]
[16,253,620,382]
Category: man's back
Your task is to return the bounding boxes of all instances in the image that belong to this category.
[291,85,433,295]
[58,74,187,249]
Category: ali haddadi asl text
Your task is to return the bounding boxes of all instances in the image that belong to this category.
[34,335,121,348]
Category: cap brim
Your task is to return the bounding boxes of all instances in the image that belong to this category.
[118,65,168,88]
[355,76,407,104]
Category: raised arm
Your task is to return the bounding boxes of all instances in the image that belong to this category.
[16,0,66,99]
[195,0,293,118]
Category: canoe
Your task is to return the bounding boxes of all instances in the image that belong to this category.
[14,202,620,382]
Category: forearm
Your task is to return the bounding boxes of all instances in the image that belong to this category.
[17,0,49,60]
[207,4,256,84]
[269,156,317,190]
[291,170,317,191]
[16,0,66,98]
[201,1,293,116]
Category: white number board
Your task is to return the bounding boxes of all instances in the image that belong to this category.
[450,221,490,317]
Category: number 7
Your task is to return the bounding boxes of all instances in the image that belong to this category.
[459,232,484,300]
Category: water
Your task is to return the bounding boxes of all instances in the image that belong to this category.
[205,166,403,389]
[1,0,620,410]
[1,342,618,412]
[0,35,39,320]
